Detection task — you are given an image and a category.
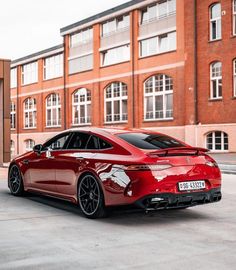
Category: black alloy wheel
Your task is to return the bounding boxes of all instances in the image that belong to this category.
[78,174,107,219]
[8,165,24,196]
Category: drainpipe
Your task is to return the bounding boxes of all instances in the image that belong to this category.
[131,11,135,128]
[16,67,19,155]
[193,0,198,125]
[63,37,67,130]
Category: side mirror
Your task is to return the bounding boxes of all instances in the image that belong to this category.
[33,144,43,154]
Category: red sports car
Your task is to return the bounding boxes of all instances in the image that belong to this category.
[8,128,222,218]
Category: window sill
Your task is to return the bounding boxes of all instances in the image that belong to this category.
[68,68,93,76]
[143,118,174,122]
[104,121,128,125]
[208,98,223,102]
[21,82,38,87]
[139,49,176,60]
[208,38,222,43]
[45,125,62,128]
[208,150,229,153]
[71,123,92,127]
[43,76,63,82]
[23,127,37,130]
[101,60,130,68]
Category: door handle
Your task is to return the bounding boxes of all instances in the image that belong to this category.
[22,159,29,165]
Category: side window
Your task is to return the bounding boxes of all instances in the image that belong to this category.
[87,136,99,149]
[67,132,91,150]
[44,133,70,150]
[99,138,112,149]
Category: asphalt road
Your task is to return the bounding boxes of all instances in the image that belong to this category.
[0,173,236,270]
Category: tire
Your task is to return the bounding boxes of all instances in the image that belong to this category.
[78,174,107,219]
[8,165,25,196]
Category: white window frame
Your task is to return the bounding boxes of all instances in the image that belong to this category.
[46,94,61,127]
[210,62,222,99]
[233,0,236,35]
[234,59,236,97]
[139,31,176,57]
[101,44,130,67]
[21,62,38,85]
[10,102,16,130]
[25,139,35,152]
[10,68,17,88]
[24,98,37,129]
[140,0,176,25]
[72,88,91,126]
[144,74,173,121]
[43,54,63,80]
[70,28,93,48]
[104,82,128,123]
[206,131,229,152]
[210,3,222,41]
[101,14,130,37]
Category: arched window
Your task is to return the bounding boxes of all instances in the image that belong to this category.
[72,88,91,125]
[46,93,61,127]
[233,59,236,97]
[206,131,228,151]
[144,74,173,120]
[24,98,36,128]
[10,140,15,157]
[210,62,222,99]
[25,139,35,152]
[210,3,221,40]
[10,102,16,129]
[105,82,128,123]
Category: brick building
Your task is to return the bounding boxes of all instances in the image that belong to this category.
[0,59,11,165]
[10,0,236,157]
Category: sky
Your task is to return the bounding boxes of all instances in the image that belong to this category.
[0,0,129,60]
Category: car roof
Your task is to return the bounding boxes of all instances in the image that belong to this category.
[64,127,158,136]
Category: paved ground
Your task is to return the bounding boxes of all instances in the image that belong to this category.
[210,153,236,174]
[0,168,236,270]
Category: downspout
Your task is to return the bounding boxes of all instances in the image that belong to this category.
[131,11,135,128]
[16,67,19,155]
[194,0,198,125]
[63,37,67,130]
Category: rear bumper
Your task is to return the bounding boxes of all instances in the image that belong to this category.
[135,188,222,211]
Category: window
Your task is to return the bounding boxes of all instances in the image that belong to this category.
[25,139,35,152]
[102,15,130,36]
[210,3,221,41]
[44,54,63,80]
[86,136,112,150]
[118,133,185,150]
[72,88,91,125]
[10,140,15,157]
[234,59,236,96]
[105,82,128,123]
[70,28,93,47]
[21,62,38,85]
[67,132,91,149]
[24,98,37,128]
[102,45,130,66]
[206,131,228,151]
[140,32,176,57]
[11,68,17,88]
[140,0,176,24]
[43,133,70,150]
[69,54,93,74]
[46,94,61,127]
[144,74,173,120]
[210,62,222,99]
[10,102,16,129]
[233,0,236,35]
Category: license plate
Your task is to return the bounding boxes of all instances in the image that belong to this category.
[178,180,205,191]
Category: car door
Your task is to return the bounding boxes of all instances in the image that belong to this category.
[28,132,72,193]
[54,132,98,196]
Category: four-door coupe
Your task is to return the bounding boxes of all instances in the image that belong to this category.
[8,128,222,218]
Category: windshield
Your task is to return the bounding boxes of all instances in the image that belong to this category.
[117,133,185,150]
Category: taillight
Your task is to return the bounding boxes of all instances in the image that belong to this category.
[124,164,172,171]
[205,161,218,168]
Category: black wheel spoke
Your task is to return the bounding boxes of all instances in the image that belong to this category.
[9,166,22,194]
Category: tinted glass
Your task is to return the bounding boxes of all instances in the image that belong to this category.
[117,133,185,150]
[44,133,70,150]
[67,132,90,150]
[99,138,112,149]
[86,136,99,149]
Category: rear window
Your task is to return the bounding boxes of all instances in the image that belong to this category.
[117,133,185,150]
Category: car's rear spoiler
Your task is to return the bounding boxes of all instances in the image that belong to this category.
[147,147,209,157]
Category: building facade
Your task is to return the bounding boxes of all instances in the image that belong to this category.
[10,0,236,157]
[0,59,11,164]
